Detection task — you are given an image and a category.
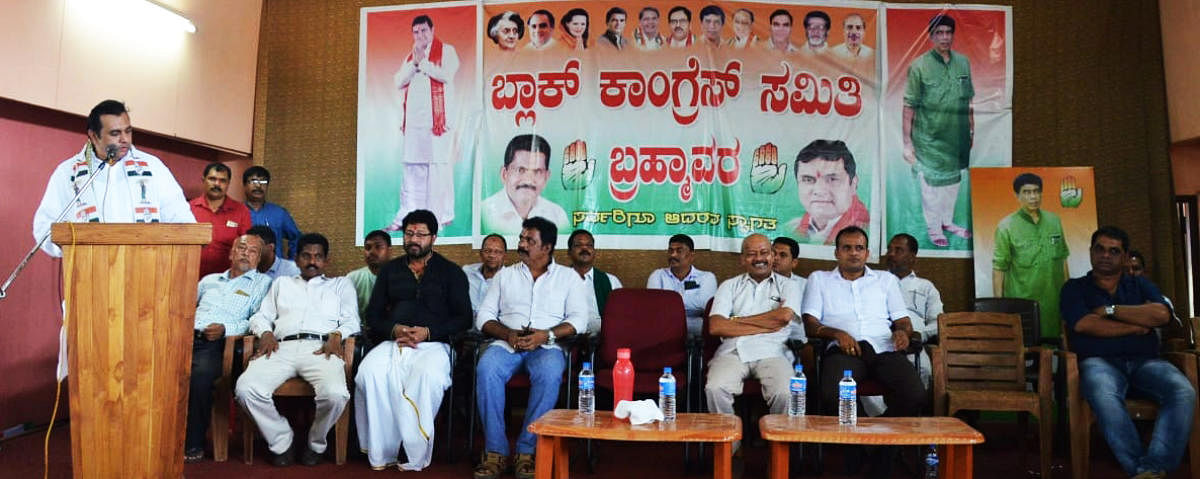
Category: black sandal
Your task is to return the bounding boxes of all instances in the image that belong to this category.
[184,447,204,463]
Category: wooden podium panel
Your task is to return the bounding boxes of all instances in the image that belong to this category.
[52,223,210,479]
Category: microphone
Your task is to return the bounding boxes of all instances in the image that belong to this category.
[105,144,120,160]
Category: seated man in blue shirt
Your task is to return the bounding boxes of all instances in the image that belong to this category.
[186,234,273,462]
[1061,226,1195,479]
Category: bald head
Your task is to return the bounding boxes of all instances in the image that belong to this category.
[228,234,265,277]
[741,234,774,280]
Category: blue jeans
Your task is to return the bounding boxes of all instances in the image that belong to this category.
[1080,356,1196,475]
[475,346,565,455]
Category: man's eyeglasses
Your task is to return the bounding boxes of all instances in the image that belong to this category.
[403,230,433,239]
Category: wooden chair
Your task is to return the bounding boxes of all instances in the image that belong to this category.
[1059,321,1200,479]
[931,312,1053,479]
[210,334,248,462]
[240,335,357,465]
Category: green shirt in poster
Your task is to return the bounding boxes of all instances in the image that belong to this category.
[347,266,377,327]
[992,208,1070,339]
[904,49,974,187]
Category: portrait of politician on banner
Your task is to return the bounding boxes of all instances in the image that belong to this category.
[479,1,882,253]
[357,3,480,244]
[883,5,1012,257]
[970,167,1096,341]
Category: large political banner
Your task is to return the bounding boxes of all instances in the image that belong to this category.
[357,1,1012,256]
[882,4,1012,258]
[358,2,481,243]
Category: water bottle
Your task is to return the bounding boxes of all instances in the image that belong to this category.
[578,362,595,416]
[838,369,857,425]
[924,445,939,478]
[788,364,806,417]
[659,367,677,422]
[613,348,635,410]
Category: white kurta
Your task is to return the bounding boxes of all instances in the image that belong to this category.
[392,40,459,225]
[355,341,452,470]
[33,145,194,257]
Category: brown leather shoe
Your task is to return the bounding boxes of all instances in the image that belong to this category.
[514,453,535,479]
[473,451,509,479]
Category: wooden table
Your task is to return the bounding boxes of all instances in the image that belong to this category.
[527,409,741,479]
[759,415,985,479]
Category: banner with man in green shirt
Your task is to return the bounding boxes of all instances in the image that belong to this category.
[970,168,1097,341]
[883,7,1012,258]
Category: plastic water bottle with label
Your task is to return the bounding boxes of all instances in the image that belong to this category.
[578,361,595,416]
[788,364,806,417]
[659,367,676,422]
[924,445,939,478]
[838,369,857,425]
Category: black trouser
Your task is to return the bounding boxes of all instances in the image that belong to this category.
[819,341,926,417]
[185,337,224,450]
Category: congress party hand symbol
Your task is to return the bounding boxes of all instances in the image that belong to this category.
[1060,176,1083,208]
[561,139,595,190]
[750,142,787,194]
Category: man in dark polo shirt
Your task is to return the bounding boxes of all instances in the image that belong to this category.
[355,209,471,471]
[1061,226,1195,479]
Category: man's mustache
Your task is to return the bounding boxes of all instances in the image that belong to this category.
[517,247,529,256]
[515,184,537,191]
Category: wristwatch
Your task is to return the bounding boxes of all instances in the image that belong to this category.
[1104,304,1117,317]
[546,328,557,346]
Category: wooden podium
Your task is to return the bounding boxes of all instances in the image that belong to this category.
[52,223,211,479]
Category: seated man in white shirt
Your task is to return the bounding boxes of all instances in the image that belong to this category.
[706,234,803,423]
[773,236,808,340]
[464,233,507,318]
[235,233,360,467]
[473,217,589,479]
[566,229,623,333]
[646,233,718,337]
[802,226,925,417]
[803,227,925,477]
[884,233,943,387]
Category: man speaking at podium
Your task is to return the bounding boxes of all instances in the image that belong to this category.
[33,99,195,255]
[31,99,195,379]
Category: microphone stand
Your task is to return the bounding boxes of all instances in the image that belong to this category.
[0,154,114,301]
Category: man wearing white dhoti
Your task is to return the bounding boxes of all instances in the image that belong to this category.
[356,210,471,471]
[385,14,459,231]
[235,233,360,467]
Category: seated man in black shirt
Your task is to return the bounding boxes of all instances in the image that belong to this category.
[354,209,471,471]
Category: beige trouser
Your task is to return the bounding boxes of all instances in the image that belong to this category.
[235,339,349,455]
[705,353,793,414]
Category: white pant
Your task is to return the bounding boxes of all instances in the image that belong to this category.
[354,341,452,471]
[919,172,962,235]
[234,339,349,455]
[395,127,455,225]
[705,354,793,414]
